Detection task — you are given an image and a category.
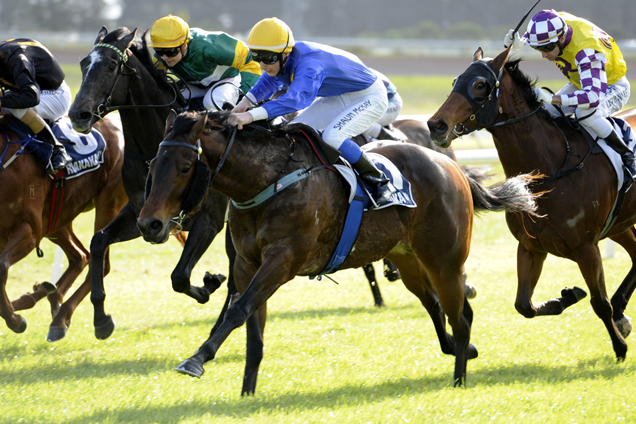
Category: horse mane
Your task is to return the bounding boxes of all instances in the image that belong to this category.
[504,59,552,120]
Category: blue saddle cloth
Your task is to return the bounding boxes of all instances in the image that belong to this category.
[312,153,416,277]
[6,117,106,179]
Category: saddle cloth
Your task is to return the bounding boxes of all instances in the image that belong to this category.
[8,116,106,179]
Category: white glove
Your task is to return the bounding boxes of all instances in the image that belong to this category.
[533,87,554,104]
[503,29,523,50]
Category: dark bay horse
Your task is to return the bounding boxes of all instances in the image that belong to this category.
[0,116,127,341]
[427,46,636,362]
[137,110,539,394]
[68,27,233,340]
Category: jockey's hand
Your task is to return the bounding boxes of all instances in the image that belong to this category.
[228,112,253,130]
[503,29,523,50]
[533,87,554,105]
[232,97,252,114]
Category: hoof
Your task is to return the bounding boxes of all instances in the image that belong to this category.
[47,326,67,342]
[615,314,632,339]
[561,286,587,302]
[203,273,227,293]
[39,282,57,294]
[468,343,478,359]
[464,283,477,300]
[175,358,205,378]
[94,315,115,340]
[383,267,401,282]
[12,316,27,334]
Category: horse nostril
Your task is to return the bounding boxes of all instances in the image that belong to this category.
[427,119,448,136]
[147,220,164,236]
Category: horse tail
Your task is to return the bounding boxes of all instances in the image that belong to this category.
[468,173,541,216]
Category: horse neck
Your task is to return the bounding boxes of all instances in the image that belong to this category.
[207,130,311,203]
[117,57,174,155]
[489,83,569,178]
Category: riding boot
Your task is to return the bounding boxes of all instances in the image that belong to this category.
[19,109,71,176]
[604,129,636,181]
[353,152,396,207]
[37,125,72,176]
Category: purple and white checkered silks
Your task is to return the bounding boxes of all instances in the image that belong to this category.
[522,9,566,46]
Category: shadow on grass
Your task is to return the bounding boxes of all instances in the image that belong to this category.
[54,359,632,424]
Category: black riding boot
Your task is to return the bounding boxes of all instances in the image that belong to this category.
[353,152,395,207]
[604,129,636,181]
[37,125,71,176]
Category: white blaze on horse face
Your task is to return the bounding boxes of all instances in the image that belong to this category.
[567,209,585,228]
[84,50,103,76]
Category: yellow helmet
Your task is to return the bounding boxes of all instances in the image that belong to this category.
[247,17,295,53]
[150,15,190,48]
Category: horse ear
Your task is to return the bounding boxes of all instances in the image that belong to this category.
[491,48,511,73]
[95,26,108,44]
[165,110,178,136]
[189,112,208,143]
[473,47,484,62]
[120,28,138,50]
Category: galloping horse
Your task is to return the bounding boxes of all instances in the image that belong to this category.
[137,110,538,394]
[427,46,636,362]
[0,116,127,341]
[68,27,235,340]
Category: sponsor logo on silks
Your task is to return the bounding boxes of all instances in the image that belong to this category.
[66,150,104,175]
[390,191,411,204]
[332,100,372,131]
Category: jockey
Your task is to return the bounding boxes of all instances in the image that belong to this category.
[505,9,635,180]
[361,69,404,142]
[149,15,261,111]
[0,38,72,176]
[229,17,395,207]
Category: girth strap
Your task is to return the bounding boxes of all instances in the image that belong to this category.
[45,170,67,236]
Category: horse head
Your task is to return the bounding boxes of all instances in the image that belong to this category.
[138,110,212,243]
[427,47,511,148]
[69,26,140,133]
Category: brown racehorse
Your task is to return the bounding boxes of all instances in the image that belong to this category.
[0,116,127,341]
[136,110,538,394]
[427,46,636,362]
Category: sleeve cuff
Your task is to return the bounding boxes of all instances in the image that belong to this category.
[249,107,269,121]
[246,92,258,104]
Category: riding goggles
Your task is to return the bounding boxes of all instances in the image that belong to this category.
[155,46,182,58]
[250,50,280,65]
[531,42,558,53]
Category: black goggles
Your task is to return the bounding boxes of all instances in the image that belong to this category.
[250,50,280,65]
[154,46,182,58]
[532,42,558,53]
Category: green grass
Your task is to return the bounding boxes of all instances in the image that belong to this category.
[1,166,636,423]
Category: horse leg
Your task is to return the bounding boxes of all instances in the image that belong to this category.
[176,249,293,395]
[609,229,636,338]
[44,226,89,320]
[383,258,401,281]
[90,203,142,340]
[0,223,38,332]
[388,253,476,386]
[362,263,386,307]
[574,245,627,361]
[514,243,586,317]
[462,266,477,300]
[170,213,226,304]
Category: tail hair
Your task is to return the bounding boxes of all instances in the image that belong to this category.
[469,173,543,216]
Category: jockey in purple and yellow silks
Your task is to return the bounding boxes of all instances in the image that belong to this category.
[149,15,261,111]
[228,17,395,206]
[505,9,634,180]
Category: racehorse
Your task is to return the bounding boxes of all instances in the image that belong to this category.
[137,110,539,393]
[0,116,127,341]
[427,46,636,362]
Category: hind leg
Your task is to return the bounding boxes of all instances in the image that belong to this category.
[609,229,636,338]
[388,253,476,386]
[362,263,386,307]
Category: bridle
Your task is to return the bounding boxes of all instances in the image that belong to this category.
[89,42,182,120]
[451,60,542,137]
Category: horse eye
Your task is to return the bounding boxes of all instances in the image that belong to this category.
[180,165,191,175]
[108,63,117,71]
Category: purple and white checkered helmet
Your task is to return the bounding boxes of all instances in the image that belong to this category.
[522,9,567,46]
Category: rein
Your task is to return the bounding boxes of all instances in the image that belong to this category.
[91,42,182,120]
